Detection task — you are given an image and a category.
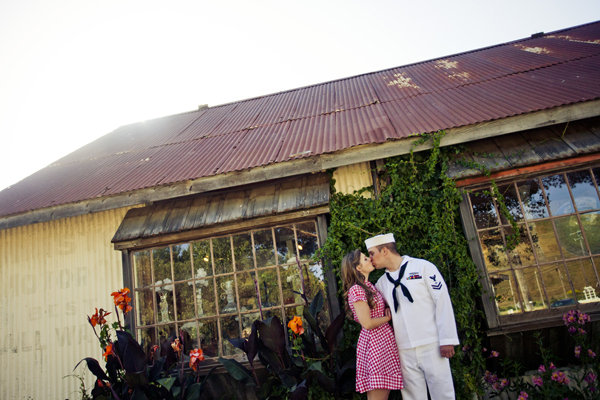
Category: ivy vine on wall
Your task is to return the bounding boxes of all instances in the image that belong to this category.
[318,131,488,398]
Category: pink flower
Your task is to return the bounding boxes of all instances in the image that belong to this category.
[574,345,581,358]
[585,372,597,384]
[538,365,546,373]
[578,328,586,335]
[532,376,543,387]
[551,371,570,385]
[517,391,529,400]
[568,326,577,334]
[490,350,500,358]
[549,362,557,370]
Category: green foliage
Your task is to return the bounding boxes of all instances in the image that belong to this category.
[318,130,486,399]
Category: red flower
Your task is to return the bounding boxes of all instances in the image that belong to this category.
[171,338,182,353]
[111,288,133,314]
[89,308,111,327]
[189,348,205,371]
[103,343,114,361]
[287,316,304,335]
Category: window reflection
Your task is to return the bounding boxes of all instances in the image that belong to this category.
[516,267,547,311]
[581,212,600,254]
[498,184,523,224]
[543,174,574,216]
[568,170,600,211]
[471,189,499,229]
[479,229,507,271]
[540,263,575,307]
[528,220,562,263]
[490,271,521,315]
[555,216,587,258]
[565,258,600,303]
[518,179,548,219]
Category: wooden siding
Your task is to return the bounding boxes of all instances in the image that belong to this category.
[333,162,373,196]
[0,207,133,400]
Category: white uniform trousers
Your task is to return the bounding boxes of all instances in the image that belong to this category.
[398,342,455,400]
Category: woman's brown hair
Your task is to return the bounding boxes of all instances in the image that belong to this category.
[341,249,377,319]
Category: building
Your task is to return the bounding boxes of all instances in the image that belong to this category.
[1,21,599,399]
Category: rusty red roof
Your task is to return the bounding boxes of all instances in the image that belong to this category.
[1,21,600,218]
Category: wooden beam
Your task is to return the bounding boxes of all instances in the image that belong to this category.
[2,100,599,230]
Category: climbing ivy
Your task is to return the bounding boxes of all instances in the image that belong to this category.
[318,131,487,398]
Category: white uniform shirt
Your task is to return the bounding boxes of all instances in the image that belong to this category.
[375,256,459,349]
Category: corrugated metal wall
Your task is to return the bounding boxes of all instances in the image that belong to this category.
[0,207,133,400]
[333,162,373,195]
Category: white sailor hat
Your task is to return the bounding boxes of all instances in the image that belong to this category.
[364,233,395,249]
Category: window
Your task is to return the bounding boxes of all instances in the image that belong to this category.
[130,220,327,358]
[467,165,600,322]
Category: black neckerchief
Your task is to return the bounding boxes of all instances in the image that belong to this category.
[385,261,414,312]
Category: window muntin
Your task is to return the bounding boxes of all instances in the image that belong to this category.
[130,220,326,358]
[468,166,600,318]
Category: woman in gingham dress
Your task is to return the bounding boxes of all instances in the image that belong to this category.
[342,249,404,400]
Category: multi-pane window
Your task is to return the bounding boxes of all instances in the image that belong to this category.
[468,166,600,317]
[130,220,326,358]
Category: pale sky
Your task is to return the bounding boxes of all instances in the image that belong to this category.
[1,0,599,191]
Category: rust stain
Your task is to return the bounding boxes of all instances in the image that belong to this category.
[387,72,420,89]
[435,59,458,69]
[547,34,600,45]
[514,44,552,54]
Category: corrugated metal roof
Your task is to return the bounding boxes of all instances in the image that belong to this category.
[1,21,600,218]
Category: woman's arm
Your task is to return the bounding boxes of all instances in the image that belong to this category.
[352,301,391,330]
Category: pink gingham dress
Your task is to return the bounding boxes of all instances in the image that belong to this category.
[348,282,404,393]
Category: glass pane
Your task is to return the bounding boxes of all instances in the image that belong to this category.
[505,225,535,267]
[173,244,192,281]
[280,264,303,305]
[153,247,172,283]
[276,226,297,264]
[179,321,198,352]
[489,271,521,315]
[259,268,280,308]
[241,312,260,339]
[238,272,260,312]
[199,319,219,357]
[233,233,254,271]
[213,236,233,274]
[543,174,574,216]
[156,285,175,323]
[540,263,576,307]
[518,178,549,220]
[567,170,600,212]
[192,240,213,277]
[175,282,195,321]
[594,168,600,190]
[195,277,216,317]
[138,327,156,354]
[470,189,499,229]
[217,275,238,314]
[133,250,152,288]
[158,324,177,345]
[296,222,319,260]
[498,183,523,224]
[581,211,600,254]
[479,229,508,271]
[254,229,275,268]
[135,289,155,326]
[528,220,562,263]
[555,216,587,258]
[221,316,241,356]
[565,258,600,303]
[514,267,547,312]
[305,262,327,300]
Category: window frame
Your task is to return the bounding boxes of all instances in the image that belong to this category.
[459,162,600,334]
[119,213,337,369]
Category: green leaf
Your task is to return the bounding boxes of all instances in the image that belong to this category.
[157,376,176,391]
[308,290,323,317]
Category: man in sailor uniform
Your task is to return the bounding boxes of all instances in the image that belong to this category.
[366,233,459,400]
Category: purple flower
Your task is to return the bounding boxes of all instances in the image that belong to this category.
[588,349,596,358]
[578,328,586,335]
[574,345,581,358]
[551,371,570,385]
[578,312,590,325]
[490,350,499,358]
[532,376,543,387]
[585,372,597,384]
[549,362,557,370]
[568,326,577,334]
[538,364,546,373]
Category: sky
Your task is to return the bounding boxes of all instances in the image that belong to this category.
[0,0,599,192]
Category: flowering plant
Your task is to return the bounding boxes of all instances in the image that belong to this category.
[74,288,212,399]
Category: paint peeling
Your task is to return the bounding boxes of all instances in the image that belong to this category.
[447,71,471,81]
[387,72,420,89]
[547,34,600,45]
[514,44,551,54]
[435,59,458,69]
